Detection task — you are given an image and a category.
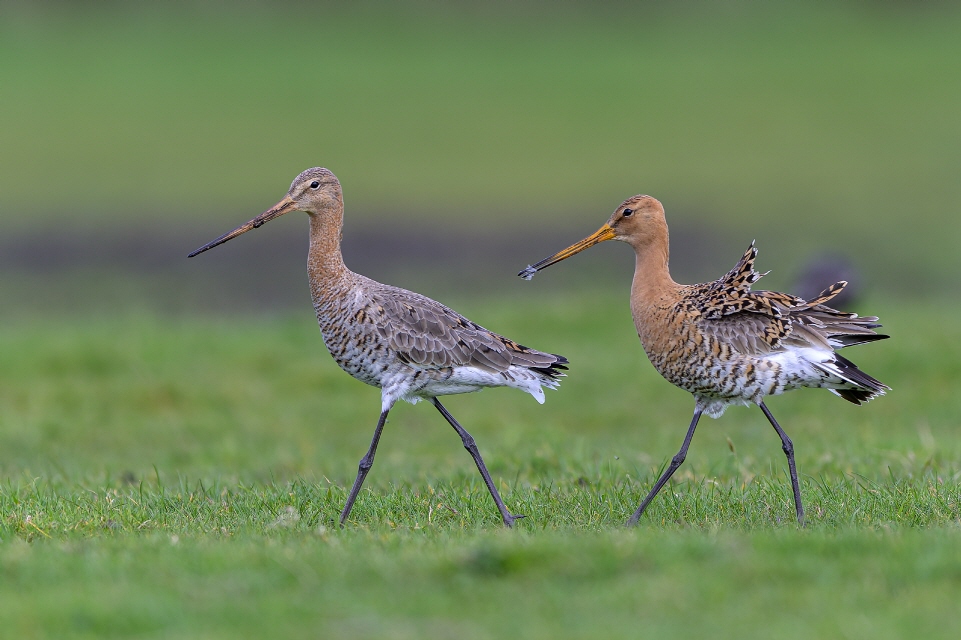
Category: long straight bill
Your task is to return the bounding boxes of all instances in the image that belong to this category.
[188,196,296,258]
[517,224,616,280]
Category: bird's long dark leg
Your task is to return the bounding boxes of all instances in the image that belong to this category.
[759,401,805,526]
[340,408,390,526]
[627,407,703,526]
[431,398,523,528]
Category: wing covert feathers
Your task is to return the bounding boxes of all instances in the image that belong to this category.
[368,286,568,377]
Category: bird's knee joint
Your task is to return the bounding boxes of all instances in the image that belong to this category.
[671,453,686,467]
[460,434,477,450]
[357,457,373,473]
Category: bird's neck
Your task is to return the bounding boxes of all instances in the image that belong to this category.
[630,230,676,292]
[306,207,351,299]
[629,234,680,338]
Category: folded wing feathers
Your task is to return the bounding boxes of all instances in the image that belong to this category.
[371,288,567,376]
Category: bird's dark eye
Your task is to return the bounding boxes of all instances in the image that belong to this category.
[310,180,320,189]
[622,208,634,217]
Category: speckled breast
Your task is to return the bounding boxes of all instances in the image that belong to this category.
[642,335,793,403]
[312,298,392,389]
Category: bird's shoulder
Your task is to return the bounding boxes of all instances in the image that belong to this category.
[362,281,543,372]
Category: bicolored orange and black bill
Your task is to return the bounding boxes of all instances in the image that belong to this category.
[518,224,616,280]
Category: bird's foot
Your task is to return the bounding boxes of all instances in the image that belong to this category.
[503,513,527,528]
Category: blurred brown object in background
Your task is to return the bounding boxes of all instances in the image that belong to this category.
[793,253,860,309]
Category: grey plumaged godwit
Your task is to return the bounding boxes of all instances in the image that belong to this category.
[190,168,568,527]
[519,195,889,526]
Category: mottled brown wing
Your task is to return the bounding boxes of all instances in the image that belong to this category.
[694,307,791,355]
[701,245,795,319]
[698,243,766,317]
[367,286,561,372]
[786,283,888,349]
[695,276,885,355]
[690,242,802,353]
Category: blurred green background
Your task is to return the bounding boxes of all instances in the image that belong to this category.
[2,0,960,312]
[3,2,961,638]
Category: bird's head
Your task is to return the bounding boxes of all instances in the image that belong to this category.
[518,195,666,279]
[188,167,342,257]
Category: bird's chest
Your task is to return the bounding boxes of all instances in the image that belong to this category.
[638,314,783,401]
[313,299,390,387]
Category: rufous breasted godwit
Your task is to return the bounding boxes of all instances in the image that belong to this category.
[190,168,568,527]
[519,195,888,526]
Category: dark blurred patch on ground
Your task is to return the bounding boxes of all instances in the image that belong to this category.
[0,215,869,317]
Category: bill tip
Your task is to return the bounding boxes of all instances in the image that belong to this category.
[518,266,537,280]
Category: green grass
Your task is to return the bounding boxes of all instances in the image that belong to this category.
[3,530,961,639]
[2,291,960,637]
[4,529,959,639]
